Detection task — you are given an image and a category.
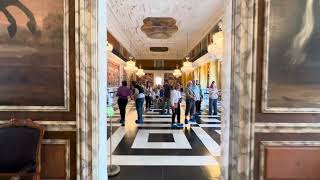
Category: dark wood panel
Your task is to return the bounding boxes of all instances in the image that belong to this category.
[107,31,121,53]
[0,0,76,121]
[255,0,320,123]
[136,60,183,70]
[265,146,320,179]
[43,132,76,180]
[254,133,320,180]
[41,144,66,178]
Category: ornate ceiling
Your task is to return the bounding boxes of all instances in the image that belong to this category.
[107,0,223,60]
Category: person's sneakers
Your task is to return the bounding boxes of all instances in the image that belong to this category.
[135,120,143,124]
[184,119,188,124]
[171,124,177,129]
[121,123,125,126]
[189,118,196,122]
[177,123,184,128]
[120,119,124,124]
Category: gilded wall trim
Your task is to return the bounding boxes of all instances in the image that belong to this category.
[255,123,320,133]
[0,121,76,131]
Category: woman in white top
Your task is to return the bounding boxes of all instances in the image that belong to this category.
[170,84,182,128]
[208,81,218,115]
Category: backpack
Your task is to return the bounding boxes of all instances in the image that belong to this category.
[135,85,144,94]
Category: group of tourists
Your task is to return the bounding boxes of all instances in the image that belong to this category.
[116,79,219,127]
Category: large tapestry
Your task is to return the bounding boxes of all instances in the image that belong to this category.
[137,73,153,86]
[0,0,69,111]
[262,0,320,113]
[107,60,120,87]
[164,73,181,86]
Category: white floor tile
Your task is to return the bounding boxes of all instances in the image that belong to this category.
[200,118,221,123]
[192,127,220,156]
[131,129,192,149]
[199,124,221,128]
[110,155,218,166]
[107,127,126,153]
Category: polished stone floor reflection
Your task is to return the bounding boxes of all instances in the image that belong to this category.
[107,101,221,180]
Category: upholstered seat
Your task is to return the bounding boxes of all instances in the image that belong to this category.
[0,119,44,180]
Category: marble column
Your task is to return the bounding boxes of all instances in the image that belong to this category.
[77,0,108,179]
[221,0,256,179]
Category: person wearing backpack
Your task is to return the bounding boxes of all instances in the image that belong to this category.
[132,81,145,124]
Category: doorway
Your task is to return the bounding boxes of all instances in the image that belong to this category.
[76,0,256,179]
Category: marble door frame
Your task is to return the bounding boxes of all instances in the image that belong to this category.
[222,0,256,179]
[75,0,256,179]
[76,0,108,179]
[222,0,257,180]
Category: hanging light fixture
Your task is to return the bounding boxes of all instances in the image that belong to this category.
[124,56,138,76]
[212,21,224,60]
[135,64,145,77]
[107,41,113,52]
[173,64,182,78]
[181,57,194,74]
[181,32,194,74]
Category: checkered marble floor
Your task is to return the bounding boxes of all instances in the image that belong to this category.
[107,101,221,180]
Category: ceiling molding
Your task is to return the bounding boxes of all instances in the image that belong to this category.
[186,13,224,58]
[107,3,138,57]
[107,0,224,59]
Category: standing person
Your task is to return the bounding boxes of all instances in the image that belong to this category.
[161,79,171,114]
[116,81,131,126]
[208,81,219,115]
[132,81,145,124]
[184,81,196,124]
[170,84,182,128]
[192,80,201,116]
[197,84,204,113]
[145,82,152,111]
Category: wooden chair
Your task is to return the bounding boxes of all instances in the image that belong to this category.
[0,119,45,180]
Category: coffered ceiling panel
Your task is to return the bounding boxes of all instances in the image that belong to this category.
[107,0,223,60]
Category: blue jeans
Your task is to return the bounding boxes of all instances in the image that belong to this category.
[209,98,218,115]
[136,98,144,123]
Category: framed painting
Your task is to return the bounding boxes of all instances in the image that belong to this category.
[164,73,181,86]
[0,0,70,111]
[262,0,320,113]
[107,60,120,87]
[137,73,153,86]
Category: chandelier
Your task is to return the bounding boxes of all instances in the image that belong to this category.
[181,32,194,74]
[181,57,194,74]
[135,64,145,77]
[107,41,113,52]
[124,57,138,76]
[173,64,182,78]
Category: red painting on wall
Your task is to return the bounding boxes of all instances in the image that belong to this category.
[137,73,153,86]
[107,60,120,87]
[164,73,181,86]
